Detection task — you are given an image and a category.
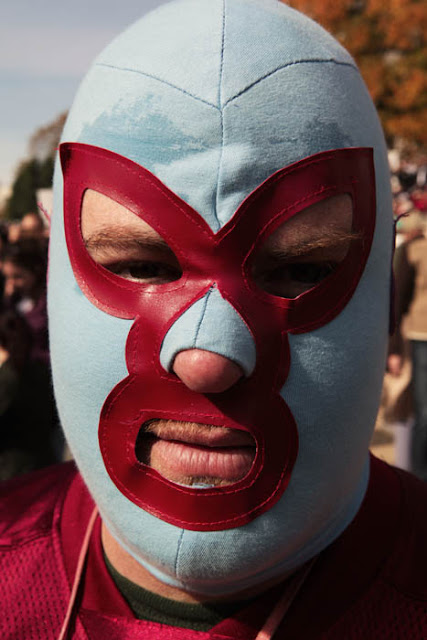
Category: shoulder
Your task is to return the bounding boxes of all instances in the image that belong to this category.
[0,461,78,545]
[315,459,427,638]
[382,462,427,599]
[0,463,83,638]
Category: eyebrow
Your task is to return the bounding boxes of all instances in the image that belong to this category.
[84,228,171,254]
[264,229,362,258]
[84,224,360,259]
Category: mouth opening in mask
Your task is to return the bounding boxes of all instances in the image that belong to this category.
[135,419,257,488]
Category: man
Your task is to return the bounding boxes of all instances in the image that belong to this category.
[388,217,427,481]
[2,240,52,369]
[1,1,426,638]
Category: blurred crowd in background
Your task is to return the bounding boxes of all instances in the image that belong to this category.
[383,149,427,481]
[0,211,61,481]
[0,149,426,483]
[390,149,427,225]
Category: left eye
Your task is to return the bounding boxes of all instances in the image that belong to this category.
[283,262,335,285]
[105,261,182,284]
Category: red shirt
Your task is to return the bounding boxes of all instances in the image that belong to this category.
[1,456,426,639]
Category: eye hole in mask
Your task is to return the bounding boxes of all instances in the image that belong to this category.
[81,189,182,285]
[251,194,360,299]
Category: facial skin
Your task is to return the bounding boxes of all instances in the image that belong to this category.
[2,261,37,301]
[82,188,357,601]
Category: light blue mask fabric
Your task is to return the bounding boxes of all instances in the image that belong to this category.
[49,0,393,596]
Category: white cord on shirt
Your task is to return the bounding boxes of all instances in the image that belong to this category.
[254,556,317,640]
[57,506,99,640]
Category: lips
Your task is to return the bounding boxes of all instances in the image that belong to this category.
[136,420,256,486]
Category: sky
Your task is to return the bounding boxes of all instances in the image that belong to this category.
[0,0,167,188]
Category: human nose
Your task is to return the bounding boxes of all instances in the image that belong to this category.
[159,287,256,390]
[172,348,243,393]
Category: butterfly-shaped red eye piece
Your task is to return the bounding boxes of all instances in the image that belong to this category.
[61,143,375,531]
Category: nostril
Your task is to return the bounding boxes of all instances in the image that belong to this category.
[172,349,243,393]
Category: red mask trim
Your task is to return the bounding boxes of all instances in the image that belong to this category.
[61,143,375,531]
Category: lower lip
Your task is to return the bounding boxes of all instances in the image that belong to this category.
[144,437,255,484]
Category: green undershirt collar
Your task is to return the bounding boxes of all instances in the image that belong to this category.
[104,553,252,631]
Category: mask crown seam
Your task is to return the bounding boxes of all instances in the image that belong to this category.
[95,62,220,111]
[213,0,227,230]
[223,58,359,108]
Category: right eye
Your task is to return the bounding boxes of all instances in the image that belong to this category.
[81,189,182,285]
[100,258,182,284]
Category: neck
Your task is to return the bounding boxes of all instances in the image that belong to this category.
[101,522,296,604]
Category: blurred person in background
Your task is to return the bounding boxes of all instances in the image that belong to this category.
[389,212,427,481]
[6,222,21,245]
[382,212,425,470]
[0,224,9,299]
[0,309,57,481]
[19,211,48,243]
[2,240,49,364]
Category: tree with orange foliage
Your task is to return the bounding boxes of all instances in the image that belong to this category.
[286,0,427,151]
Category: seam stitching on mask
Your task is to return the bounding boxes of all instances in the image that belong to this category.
[223,58,358,108]
[174,528,186,579]
[73,147,215,242]
[193,288,212,349]
[96,63,220,111]
[212,285,256,376]
[213,0,226,229]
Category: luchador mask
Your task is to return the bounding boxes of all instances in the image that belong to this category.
[49,0,393,595]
